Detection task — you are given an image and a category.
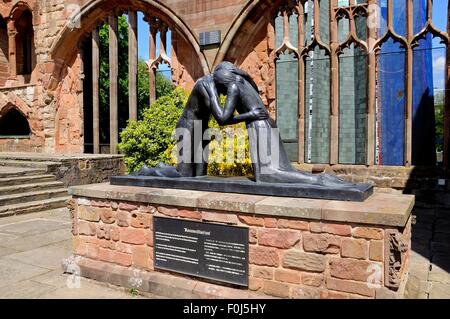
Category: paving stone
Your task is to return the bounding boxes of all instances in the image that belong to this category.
[0,219,67,236]
[404,275,429,299]
[38,277,144,299]
[0,209,160,299]
[0,246,19,258]
[0,280,56,299]
[4,240,72,270]
[429,282,450,299]
[30,269,71,288]
[0,228,71,251]
[0,259,49,288]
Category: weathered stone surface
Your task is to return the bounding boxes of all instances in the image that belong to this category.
[198,193,264,214]
[120,228,148,245]
[255,197,323,220]
[157,206,178,217]
[277,219,309,230]
[353,227,384,240]
[249,228,257,244]
[239,215,265,227]
[264,218,277,228]
[303,233,341,254]
[98,248,132,267]
[263,280,290,298]
[118,203,138,211]
[100,208,116,224]
[302,273,324,287]
[202,211,239,225]
[130,212,152,229]
[249,246,279,267]
[96,224,111,240]
[117,210,130,227]
[178,209,202,220]
[291,286,321,299]
[310,222,351,236]
[249,278,263,291]
[326,277,375,297]
[283,250,326,272]
[329,257,380,283]
[341,238,368,260]
[131,245,152,270]
[322,193,414,227]
[70,185,413,227]
[369,240,384,262]
[274,269,301,284]
[78,220,96,236]
[258,229,300,249]
[252,266,273,280]
[78,206,100,222]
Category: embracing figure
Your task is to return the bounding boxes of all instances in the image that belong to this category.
[135,61,353,188]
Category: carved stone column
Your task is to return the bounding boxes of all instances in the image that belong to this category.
[109,15,119,154]
[329,0,339,165]
[92,28,100,154]
[128,11,138,121]
[7,20,17,79]
[148,19,158,106]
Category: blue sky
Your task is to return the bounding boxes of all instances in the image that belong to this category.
[136,12,171,74]
[432,0,447,92]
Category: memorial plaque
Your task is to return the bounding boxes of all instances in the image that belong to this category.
[153,217,249,287]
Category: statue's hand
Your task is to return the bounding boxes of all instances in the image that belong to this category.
[250,109,269,121]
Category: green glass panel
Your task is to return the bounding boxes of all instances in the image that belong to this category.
[276,52,299,162]
[339,45,367,164]
[304,48,330,164]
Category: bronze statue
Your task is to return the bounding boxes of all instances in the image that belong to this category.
[133,62,361,190]
[119,61,374,200]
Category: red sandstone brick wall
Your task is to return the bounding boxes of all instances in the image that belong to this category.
[70,196,411,299]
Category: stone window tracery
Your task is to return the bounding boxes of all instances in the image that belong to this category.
[273,0,449,167]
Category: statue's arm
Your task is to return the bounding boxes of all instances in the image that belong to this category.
[204,81,265,125]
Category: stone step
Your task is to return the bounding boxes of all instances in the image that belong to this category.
[0,160,60,169]
[0,154,65,163]
[0,181,65,196]
[0,166,47,179]
[0,188,69,206]
[0,196,71,218]
[0,174,57,186]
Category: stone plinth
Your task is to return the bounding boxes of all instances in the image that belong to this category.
[67,183,414,299]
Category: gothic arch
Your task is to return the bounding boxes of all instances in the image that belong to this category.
[214,0,283,67]
[49,0,209,83]
[9,1,33,21]
[0,91,35,135]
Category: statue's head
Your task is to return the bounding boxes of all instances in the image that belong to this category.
[213,61,259,94]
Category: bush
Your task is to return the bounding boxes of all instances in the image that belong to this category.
[206,119,253,177]
[119,87,188,173]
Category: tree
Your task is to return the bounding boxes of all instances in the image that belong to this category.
[137,59,174,118]
[435,91,444,152]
